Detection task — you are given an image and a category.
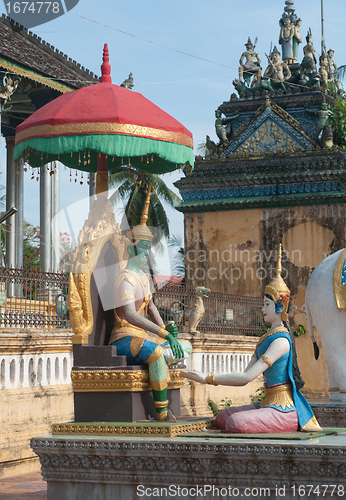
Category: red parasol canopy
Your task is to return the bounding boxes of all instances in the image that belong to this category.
[14,45,193,174]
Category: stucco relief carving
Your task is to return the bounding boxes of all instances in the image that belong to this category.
[236,119,304,155]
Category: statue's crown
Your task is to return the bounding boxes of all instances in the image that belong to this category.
[127,185,154,246]
[264,244,290,321]
[272,46,281,56]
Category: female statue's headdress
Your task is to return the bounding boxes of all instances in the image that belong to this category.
[265,244,290,321]
[127,185,154,246]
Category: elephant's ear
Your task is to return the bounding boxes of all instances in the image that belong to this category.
[313,341,320,361]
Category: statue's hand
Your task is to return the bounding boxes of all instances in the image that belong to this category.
[180,371,206,384]
[165,323,178,338]
[166,333,184,360]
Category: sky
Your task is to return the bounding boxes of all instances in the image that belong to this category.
[1,0,345,270]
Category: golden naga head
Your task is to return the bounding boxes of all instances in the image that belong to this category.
[264,244,290,321]
[127,185,154,246]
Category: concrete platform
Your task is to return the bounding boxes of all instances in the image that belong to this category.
[31,429,346,500]
[0,472,47,499]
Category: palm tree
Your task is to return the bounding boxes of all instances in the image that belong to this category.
[109,167,182,290]
[109,167,181,245]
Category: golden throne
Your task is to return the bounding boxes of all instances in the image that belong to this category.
[67,195,184,422]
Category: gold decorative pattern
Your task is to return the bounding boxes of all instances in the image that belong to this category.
[121,290,135,302]
[301,415,323,432]
[71,368,186,392]
[236,119,304,155]
[261,354,272,367]
[333,248,346,309]
[0,56,74,93]
[51,419,214,438]
[259,383,294,410]
[15,122,193,148]
[206,375,218,386]
[257,326,289,346]
[67,199,130,344]
[328,387,340,392]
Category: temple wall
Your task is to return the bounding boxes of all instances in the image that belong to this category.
[0,331,74,479]
[184,203,346,399]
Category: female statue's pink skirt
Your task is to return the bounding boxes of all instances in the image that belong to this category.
[215,404,299,434]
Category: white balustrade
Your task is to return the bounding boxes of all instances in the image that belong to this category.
[192,352,252,374]
[0,352,73,390]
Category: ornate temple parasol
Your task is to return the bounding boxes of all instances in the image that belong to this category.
[13,44,193,176]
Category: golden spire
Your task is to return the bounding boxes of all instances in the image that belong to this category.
[139,184,151,226]
[264,244,291,321]
[127,184,154,246]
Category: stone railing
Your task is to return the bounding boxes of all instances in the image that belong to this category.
[0,351,72,390]
[0,331,74,479]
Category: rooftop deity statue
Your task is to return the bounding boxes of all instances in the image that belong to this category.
[238,37,262,86]
[215,109,239,144]
[305,100,333,144]
[327,49,341,91]
[327,49,338,78]
[278,1,301,65]
[181,244,322,433]
[263,46,291,85]
[300,29,317,81]
[319,54,333,87]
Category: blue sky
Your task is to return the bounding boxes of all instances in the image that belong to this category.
[1,0,345,261]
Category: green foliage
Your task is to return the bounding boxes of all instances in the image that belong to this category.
[292,324,306,337]
[251,386,265,404]
[331,99,346,149]
[207,398,220,416]
[207,397,232,416]
[23,221,40,270]
[109,168,181,245]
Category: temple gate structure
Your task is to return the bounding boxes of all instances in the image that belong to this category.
[176,1,346,399]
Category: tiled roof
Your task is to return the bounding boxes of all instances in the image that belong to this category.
[0,15,99,89]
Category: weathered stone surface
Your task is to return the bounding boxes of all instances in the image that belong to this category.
[31,433,346,500]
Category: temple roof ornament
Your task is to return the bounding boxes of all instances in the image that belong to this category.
[279,0,301,65]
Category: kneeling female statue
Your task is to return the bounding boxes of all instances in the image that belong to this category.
[181,245,321,433]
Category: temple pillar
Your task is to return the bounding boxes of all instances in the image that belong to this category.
[5,136,15,271]
[15,160,24,270]
[40,163,52,272]
[51,162,60,272]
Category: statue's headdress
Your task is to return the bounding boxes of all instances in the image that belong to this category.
[264,244,290,321]
[127,185,154,246]
[271,46,281,56]
[245,37,253,47]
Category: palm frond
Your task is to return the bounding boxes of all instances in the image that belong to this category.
[337,65,346,81]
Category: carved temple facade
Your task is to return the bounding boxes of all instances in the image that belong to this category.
[176,92,345,400]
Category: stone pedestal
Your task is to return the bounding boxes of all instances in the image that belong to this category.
[31,431,346,500]
[72,345,184,422]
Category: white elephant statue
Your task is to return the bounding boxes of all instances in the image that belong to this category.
[305,248,346,402]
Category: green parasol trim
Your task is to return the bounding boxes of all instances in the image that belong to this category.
[14,133,194,174]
